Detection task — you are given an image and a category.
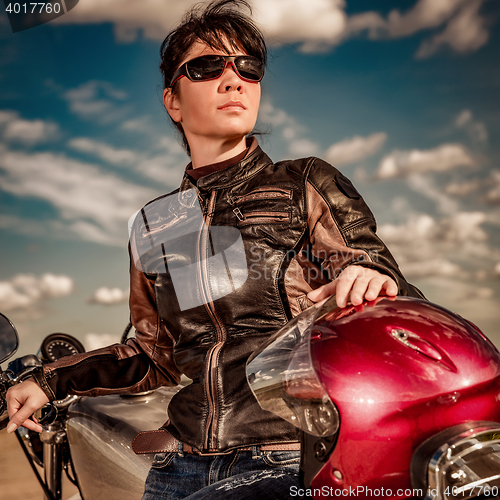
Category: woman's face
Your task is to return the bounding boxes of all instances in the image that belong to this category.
[163,40,261,149]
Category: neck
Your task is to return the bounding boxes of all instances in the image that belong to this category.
[189,136,248,169]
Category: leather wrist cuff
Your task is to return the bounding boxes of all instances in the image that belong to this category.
[31,368,56,402]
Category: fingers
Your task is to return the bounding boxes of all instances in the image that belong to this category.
[308,266,398,308]
[342,267,398,307]
[7,408,43,433]
[307,280,338,303]
[384,277,399,297]
[335,266,362,307]
[6,390,43,433]
[6,379,49,434]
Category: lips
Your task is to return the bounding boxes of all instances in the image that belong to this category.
[218,100,246,111]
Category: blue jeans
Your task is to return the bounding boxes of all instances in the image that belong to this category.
[141,445,301,499]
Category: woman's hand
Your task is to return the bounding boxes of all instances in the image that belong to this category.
[308,266,398,308]
[6,378,50,433]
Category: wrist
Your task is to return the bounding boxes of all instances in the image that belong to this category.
[31,369,56,402]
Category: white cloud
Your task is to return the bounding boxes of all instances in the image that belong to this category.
[119,115,186,154]
[348,0,489,58]
[455,109,473,128]
[427,277,494,303]
[0,273,73,312]
[377,211,493,283]
[257,99,320,157]
[258,100,291,128]
[88,286,129,305]
[444,178,482,197]
[253,0,348,52]
[0,110,60,145]
[421,276,499,345]
[0,106,188,245]
[121,116,153,132]
[453,109,488,145]
[63,81,129,123]
[483,171,500,206]
[386,211,488,248]
[386,238,500,342]
[415,0,489,58]
[383,0,470,38]
[51,0,491,57]
[136,155,185,185]
[376,143,475,179]
[0,144,157,246]
[397,258,463,280]
[0,110,17,124]
[55,0,189,42]
[69,137,139,166]
[290,139,320,158]
[84,332,121,350]
[70,132,187,188]
[495,263,500,276]
[324,132,387,167]
[156,136,185,156]
[407,174,458,215]
[0,214,54,237]
[56,0,349,51]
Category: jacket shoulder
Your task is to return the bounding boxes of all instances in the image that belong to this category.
[143,186,182,209]
[281,157,372,220]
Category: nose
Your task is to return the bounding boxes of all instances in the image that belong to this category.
[219,62,242,92]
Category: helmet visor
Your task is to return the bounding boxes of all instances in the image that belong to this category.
[246,296,339,437]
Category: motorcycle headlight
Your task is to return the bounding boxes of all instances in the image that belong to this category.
[411,422,500,500]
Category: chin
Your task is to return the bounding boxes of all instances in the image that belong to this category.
[221,122,255,138]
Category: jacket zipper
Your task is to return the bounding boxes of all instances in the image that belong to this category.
[197,190,227,450]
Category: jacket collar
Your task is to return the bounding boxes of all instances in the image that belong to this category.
[178,143,273,196]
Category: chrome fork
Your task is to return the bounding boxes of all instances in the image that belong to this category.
[40,422,66,500]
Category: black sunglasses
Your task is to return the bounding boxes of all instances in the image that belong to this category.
[169,55,264,88]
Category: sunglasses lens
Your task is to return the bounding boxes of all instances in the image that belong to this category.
[186,56,225,81]
[185,56,264,82]
[235,56,264,81]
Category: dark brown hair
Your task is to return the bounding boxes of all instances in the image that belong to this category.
[159,0,267,155]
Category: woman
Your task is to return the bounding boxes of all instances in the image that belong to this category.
[7,1,424,498]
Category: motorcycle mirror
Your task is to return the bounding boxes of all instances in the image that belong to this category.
[0,312,19,365]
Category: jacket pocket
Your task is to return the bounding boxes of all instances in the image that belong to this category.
[236,210,291,227]
[228,187,292,205]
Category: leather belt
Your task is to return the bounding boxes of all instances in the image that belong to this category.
[132,428,300,455]
[182,442,301,456]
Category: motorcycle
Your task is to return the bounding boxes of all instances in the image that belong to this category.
[246,295,500,499]
[0,313,181,500]
[2,294,500,500]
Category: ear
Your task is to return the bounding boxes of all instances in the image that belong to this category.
[163,88,182,123]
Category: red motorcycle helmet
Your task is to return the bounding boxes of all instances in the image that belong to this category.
[247,296,500,499]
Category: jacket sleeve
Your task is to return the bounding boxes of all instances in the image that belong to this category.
[305,158,425,299]
[37,250,181,402]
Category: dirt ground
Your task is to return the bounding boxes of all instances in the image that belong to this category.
[0,429,79,500]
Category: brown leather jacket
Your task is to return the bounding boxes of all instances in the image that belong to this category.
[38,145,424,452]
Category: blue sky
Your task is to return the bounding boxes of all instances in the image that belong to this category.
[1,0,499,358]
